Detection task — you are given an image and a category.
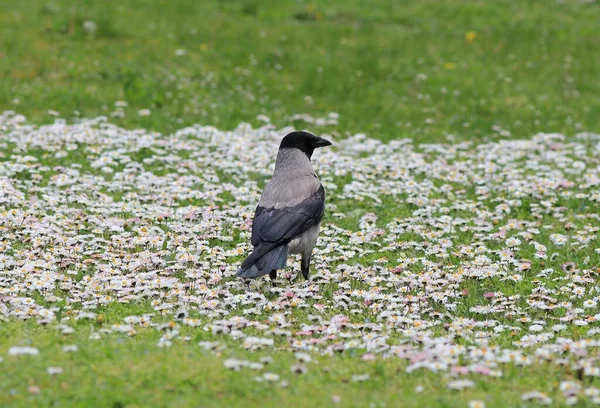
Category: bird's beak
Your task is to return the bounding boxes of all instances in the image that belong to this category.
[314,137,332,148]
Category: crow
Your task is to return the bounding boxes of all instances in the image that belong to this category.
[237,131,332,283]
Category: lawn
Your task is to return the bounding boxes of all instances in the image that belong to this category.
[1,1,600,407]
[1,0,599,142]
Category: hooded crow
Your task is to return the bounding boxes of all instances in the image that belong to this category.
[237,131,332,283]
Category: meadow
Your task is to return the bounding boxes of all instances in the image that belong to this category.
[1,1,600,407]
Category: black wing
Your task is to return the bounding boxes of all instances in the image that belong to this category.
[251,185,325,246]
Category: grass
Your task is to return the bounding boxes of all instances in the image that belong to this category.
[0,0,598,143]
[3,121,600,406]
[2,0,600,407]
[0,319,590,408]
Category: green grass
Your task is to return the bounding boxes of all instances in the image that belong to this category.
[2,1,600,407]
[1,0,599,143]
[3,126,600,406]
[0,320,592,408]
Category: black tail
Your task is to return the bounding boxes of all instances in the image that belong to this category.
[236,244,288,279]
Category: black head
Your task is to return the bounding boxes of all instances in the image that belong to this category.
[279,131,332,159]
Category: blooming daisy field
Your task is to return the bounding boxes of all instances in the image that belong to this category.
[2,114,600,407]
[1,1,600,407]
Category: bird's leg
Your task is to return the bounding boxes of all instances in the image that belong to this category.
[301,253,311,280]
[269,270,277,287]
